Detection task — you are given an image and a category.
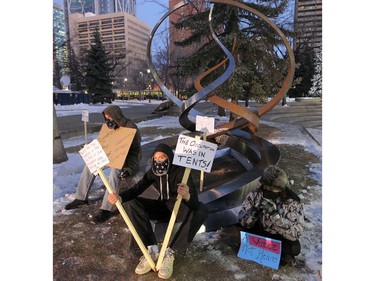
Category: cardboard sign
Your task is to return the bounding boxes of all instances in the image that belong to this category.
[81,110,89,122]
[237,231,282,270]
[97,124,136,170]
[172,134,217,172]
[196,115,215,134]
[79,139,110,175]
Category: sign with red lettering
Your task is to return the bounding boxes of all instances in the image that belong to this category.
[237,231,282,270]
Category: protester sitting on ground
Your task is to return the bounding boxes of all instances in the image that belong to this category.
[238,165,305,267]
[108,143,208,280]
[65,105,142,224]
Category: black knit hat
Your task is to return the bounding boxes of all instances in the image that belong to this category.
[153,143,174,163]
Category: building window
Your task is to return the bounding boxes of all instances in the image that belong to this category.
[114,18,124,23]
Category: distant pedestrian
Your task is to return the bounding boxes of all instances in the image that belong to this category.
[65,105,141,224]
[108,143,208,279]
[238,165,305,267]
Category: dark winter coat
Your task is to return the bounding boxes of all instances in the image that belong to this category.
[102,105,141,175]
[119,144,201,211]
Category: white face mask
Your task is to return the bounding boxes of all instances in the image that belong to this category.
[152,158,170,176]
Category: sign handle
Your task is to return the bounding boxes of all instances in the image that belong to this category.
[156,168,191,271]
[97,168,156,272]
[199,132,207,192]
[84,121,88,145]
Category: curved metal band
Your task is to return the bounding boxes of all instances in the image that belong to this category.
[211,0,295,118]
[147,0,295,134]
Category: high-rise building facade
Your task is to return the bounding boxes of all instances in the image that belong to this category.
[68,11,150,85]
[65,0,136,16]
[53,3,68,75]
[294,0,322,50]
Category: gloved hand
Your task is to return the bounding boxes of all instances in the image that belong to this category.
[260,198,277,214]
[118,169,130,178]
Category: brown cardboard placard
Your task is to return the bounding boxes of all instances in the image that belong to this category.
[97,124,136,170]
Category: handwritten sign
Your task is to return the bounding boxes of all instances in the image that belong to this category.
[97,124,136,170]
[196,115,215,134]
[81,110,89,122]
[79,139,110,175]
[237,231,282,270]
[172,134,217,172]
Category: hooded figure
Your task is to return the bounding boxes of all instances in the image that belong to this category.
[102,105,142,176]
[118,143,200,209]
[109,143,208,279]
[65,105,142,224]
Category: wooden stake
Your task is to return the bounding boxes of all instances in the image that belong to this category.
[199,132,207,192]
[156,168,191,271]
[97,168,156,272]
[84,121,88,145]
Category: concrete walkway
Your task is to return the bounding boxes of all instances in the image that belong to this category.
[56,98,322,145]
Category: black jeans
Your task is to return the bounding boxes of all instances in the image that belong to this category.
[124,197,208,255]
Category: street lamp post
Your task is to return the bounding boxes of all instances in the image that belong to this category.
[124,78,127,100]
[147,69,151,103]
[139,71,144,101]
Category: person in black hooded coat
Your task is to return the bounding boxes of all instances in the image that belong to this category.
[108,143,208,279]
[65,105,141,224]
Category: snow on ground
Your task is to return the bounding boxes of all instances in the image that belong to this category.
[51,100,323,281]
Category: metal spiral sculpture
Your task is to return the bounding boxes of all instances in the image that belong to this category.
[144,0,296,231]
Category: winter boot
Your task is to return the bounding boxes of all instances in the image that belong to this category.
[65,199,88,210]
[91,210,115,224]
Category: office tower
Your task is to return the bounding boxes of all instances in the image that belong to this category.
[53,3,68,75]
[65,0,136,16]
[294,0,322,50]
[68,11,150,85]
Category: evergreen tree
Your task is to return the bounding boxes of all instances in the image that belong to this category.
[171,0,294,104]
[85,29,114,103]
[288,44,314,97]
[68,46,86,91]
[308,45,322,97]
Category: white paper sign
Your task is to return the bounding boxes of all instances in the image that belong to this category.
[196,115,215,134]
[173,135,217,172]
[79,139,110,175]
[81,110,89,122]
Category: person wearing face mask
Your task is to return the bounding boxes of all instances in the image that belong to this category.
[65,105,142,224]
[108,143,208,280]
[238,165,305,267]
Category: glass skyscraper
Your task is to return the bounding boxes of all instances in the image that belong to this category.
[53,3,68,75]
[65,0,136,16]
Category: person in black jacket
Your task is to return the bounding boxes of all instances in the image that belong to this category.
[108,143,208,280]
[65,105,142,224]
